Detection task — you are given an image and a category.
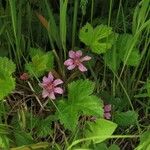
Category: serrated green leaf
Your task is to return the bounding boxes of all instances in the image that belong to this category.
[36,116,53,138]
[57,80,103,131]
[79,23,114,54]
[79,23,94,46]
[93,25,112,40]
[0,57,16,75]
[68,79,95,101]
[85,119,117,144]
[91,42,111,54]
[25,113,53,138]
[29,47,45,58]
[57,100,79,130]
[114,111,138,126]
[25,50,54,77]
[0,71,15,100]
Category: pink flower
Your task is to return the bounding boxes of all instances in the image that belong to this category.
[104,104,111,119]
[40,72,64,100]
[64,50,91,72]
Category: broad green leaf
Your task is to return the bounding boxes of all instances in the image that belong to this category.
[85,119,117,143]
[91,42,112,54]
[29,47,45,58]
[121,48,140,66]
[90,142,108,150]
[93,25,112,40]
[104,33,120,72]
[104,47,121,72]
[25,113,53,138]
[117,34,140,66]
[68,79,95,101]
[0,57,16,75]
[79,23,94,46]
[114,111,138,126]
[36,116,53,138]
[57,80,103,131]
[135,131,150,150]
[25,49,54,77]
[0,71,15,100]
[79,23,114,54]
[57,100,79,131]
[109,144,120,150]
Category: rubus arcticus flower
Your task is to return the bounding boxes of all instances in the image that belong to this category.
[104,104,111,119]
[40,72,63,100]
[64,50,91,72]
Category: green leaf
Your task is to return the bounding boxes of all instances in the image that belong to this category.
[68,79,95,101]
[14,130,34,146]
[117,34,140,66]
[104,33,120,72]
[0,71,15,100]
[79,23,94,46]
[0,57,15,100]
[104,47,121,72]
[91,143,108,150]
[25,49,54,77]
[109,144,120,150]
[135,131,150,150]
[36,116,53,138]
[29,47,45,58]
[79,23,113,54]
[91,41,112,54]
[121,48,140,66]
[0,57,16,75]
[57,80,103,131]
[114,111,138,126]
[25,113,53,138]
[85,119,117,143]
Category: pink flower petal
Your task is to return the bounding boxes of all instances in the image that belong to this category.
[67,64,76,70]
[64,59,73,66]
[42,90,49,98]
[104,112,111,119]
[104,104,111,112]
[69,50,76,58]
[49,92,56,99]
[43,76,49,83]
[40,83,47,88]
[54,87,63,94]
[48,72,54,81]
[78,63,87,72]
[53,79,63,86]
[75,50,82,58]
[81,56,91,62]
